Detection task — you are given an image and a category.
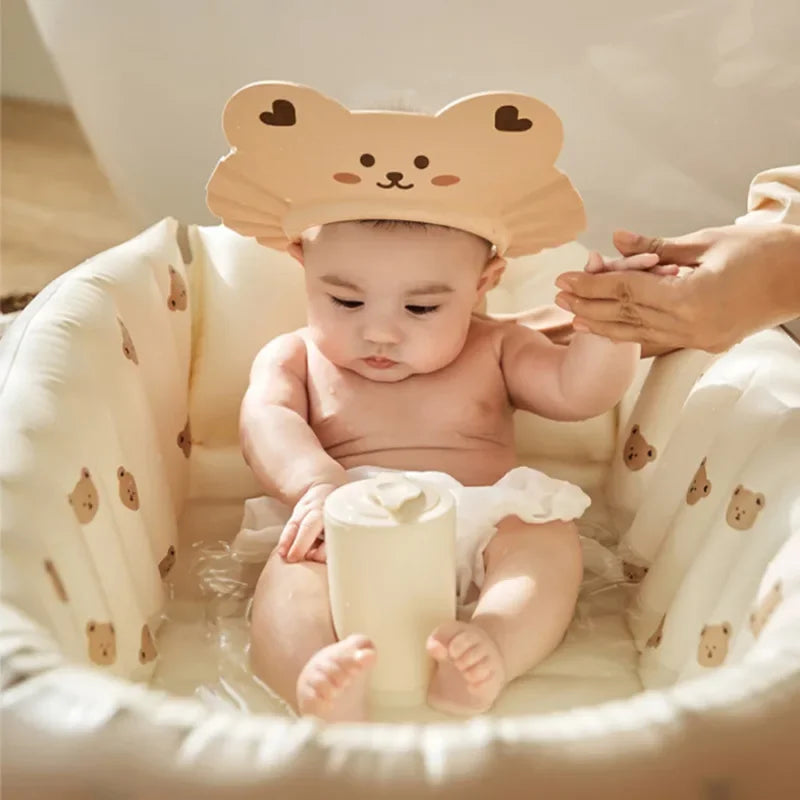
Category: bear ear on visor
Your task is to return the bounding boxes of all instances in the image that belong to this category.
[205,81,585,259]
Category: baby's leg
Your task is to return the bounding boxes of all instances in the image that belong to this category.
[250,549,376,720]
[428,517,582,715]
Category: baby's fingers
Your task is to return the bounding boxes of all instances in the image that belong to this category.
[277,519,299,559]
[650,264,680,276]
[286,509,323,563]
[605,253,661,272]
[307,540,327,564]
[583,251,605,273]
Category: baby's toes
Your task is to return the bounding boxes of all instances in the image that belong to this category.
[303,668,336,704]
[447,630,484,661]
[462,657,494,686]
[319,658,352,691]
[296,635,377,722]
[453,642,486,670]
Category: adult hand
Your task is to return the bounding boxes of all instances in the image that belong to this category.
[554,224,800,354]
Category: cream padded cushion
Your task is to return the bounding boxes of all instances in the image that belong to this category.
[1,219,190,679]
[2,219,799,798]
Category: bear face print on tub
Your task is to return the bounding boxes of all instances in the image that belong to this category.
[206,82,585,258]
[697,622,731,667]
[725,484,766,531]
[68,468,99,524]
[622,424,657,472]
[686,457,712,505]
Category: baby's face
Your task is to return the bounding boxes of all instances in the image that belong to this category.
[297,222,496,382]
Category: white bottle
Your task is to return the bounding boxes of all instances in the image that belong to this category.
[324,473,456,708]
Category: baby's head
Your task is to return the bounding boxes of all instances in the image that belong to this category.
[288,220,505,382]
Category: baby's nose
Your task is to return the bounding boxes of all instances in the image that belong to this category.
[363,322,401,345]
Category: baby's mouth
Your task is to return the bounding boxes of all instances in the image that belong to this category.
[364,356,397,369]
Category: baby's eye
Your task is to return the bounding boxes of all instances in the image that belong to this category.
[330,296,363,309]
[406,304,440,316]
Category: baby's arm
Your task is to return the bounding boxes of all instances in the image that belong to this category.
[240,332,346,561]
[500,323,640,420]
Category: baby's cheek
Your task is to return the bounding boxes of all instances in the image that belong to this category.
[307,309,352,363]
[412,316,469,372]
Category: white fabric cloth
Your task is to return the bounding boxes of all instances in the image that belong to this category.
[233,466,591,609]
[736,164,800,227]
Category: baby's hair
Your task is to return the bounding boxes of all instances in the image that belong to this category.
[357,219,494,252]
[359,219,442,231]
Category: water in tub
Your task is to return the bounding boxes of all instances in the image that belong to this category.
[150,496,641,721]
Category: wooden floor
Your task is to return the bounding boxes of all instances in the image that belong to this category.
[1,97,140,295]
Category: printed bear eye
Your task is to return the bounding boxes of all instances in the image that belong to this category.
[360,153,375,167]
[414,155,429,169]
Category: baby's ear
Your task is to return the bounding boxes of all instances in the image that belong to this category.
[478,255,507,294]
[287,240,305,266]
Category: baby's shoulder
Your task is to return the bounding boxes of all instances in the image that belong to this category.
[467,314,521,356]
[252,327,309,376]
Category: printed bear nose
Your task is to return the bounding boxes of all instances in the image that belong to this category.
[386,171,403,182]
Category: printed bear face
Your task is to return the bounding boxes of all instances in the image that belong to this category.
[207,82,585,257]
[167,265,188,311]
[177,418,192,459]
[139,624,158,664]
[646,615,665,648]
[686,457,712,505]
[68,467,99,523]
[697,622,731,667]
[159,545,177,579]
[622,425,657,471]
[44,559,68,603]
[117,467,140,511]
[118,317,139,365]
[623,561,649,583]
[86,620,116,666]
[725,485,766,531]
[750,581,783,638]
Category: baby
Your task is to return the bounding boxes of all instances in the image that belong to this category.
[242,219,650,721]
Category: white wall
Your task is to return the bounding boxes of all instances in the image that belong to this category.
[1,0,67,104]
[20,1,800,249]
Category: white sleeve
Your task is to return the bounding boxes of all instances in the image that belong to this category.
[736,164,800,226]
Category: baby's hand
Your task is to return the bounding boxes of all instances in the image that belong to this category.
[277,482,341,564]
[583,250,679,276]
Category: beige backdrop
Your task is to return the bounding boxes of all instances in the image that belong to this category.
[26,0,799,251]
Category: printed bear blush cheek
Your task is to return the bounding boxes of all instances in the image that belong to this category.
[333,172,361,184]
[432,175,460,186]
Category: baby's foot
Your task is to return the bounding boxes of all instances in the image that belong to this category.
[426,621,506,715]
[296,634,377,721]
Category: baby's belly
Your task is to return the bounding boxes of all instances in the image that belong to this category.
[330,441,518,486]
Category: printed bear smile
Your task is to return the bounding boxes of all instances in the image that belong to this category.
[377,172,414,190]
[376,180,414,190]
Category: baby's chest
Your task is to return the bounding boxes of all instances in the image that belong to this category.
[309,367,511,439]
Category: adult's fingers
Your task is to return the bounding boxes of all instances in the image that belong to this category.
[572,316,685,348]
[556,292,678,332]
[612,229,710,266]
[555,269,683,312]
